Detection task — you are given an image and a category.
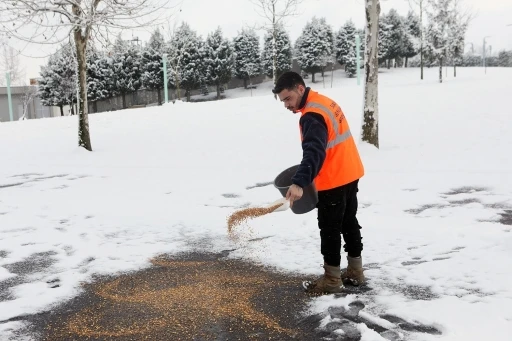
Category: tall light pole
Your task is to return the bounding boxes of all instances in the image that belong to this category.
[483,36,491,74]
[5,71,13,121]
[162,53,168,104]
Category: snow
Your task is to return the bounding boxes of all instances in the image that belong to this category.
[1,67,512,340]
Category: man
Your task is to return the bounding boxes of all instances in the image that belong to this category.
[272,71,365,294]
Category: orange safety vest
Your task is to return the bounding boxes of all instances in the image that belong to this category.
[298,90,364,191]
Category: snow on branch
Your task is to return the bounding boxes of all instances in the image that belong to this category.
[248,0,304,27]
[0,0,178,45]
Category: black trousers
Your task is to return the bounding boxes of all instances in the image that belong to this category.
[316,179,363,267]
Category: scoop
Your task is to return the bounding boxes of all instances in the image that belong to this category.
[266,197,290,212]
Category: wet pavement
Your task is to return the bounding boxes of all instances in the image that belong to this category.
[14,252,325,341]
[4,250,446,341]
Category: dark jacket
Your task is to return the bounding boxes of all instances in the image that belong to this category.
[291,87,328,189]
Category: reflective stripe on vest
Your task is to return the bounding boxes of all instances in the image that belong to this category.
[304,102,352,149]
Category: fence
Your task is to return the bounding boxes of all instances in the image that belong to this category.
[87,74,268,114]
[87,58,345,114]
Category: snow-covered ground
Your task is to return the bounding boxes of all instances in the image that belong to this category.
[1,67,511,340]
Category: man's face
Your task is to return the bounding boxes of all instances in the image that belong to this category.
[277,85,305,113]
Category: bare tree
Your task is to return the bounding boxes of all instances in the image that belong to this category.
[0,0,177,151]
[425,0,456,83]
[248,0,303,87]
[19,86,38,120]
[409,0,425,80]
[0,41,25,86]
[362,0,381,148]
[449,0,473,77]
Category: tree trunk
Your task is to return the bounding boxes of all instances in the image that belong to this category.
[243,78,248,89]
[405,57,409,67]
[311,73,316,83]
[186,89,191,102]
[74,30,92,151]
[454,65,457,77]
[362,0,380,149]
[122,92,127,109]
[70,103,75,116]
[439,57,443,83]
[387,60,390,69]
[157,89,162,105]
[175,75,181,100]
[59,104,64,117]
[216,84,221,100]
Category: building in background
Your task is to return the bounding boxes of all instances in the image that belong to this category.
[0,80,60,122]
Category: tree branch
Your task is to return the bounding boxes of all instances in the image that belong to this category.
[0,0,179,45]
[248,0,304,28]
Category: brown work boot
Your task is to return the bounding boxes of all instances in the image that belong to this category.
[341,256,366,286]
[303,264,344,294]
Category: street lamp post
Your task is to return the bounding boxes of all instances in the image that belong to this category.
[483,36,491,74]
[5,72,13,121]
[162,53,168,104]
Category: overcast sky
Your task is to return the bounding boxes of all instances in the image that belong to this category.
[9,0,512,83]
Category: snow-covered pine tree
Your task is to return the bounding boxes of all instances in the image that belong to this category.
[233,28,261,89]
[295,17,333,83]
[38,43,78,116]
[447,7,469,77]
[382,9,407,68]
[87,50,115,112]
[402,10,420,67]
[204,27,233,99]
[378,12,392,66]
[425,0,455,83]
[169,22,204,102]
[318,18,334,78]
[342,20,357,78]
[38,50,67,116]
[497,50,512,67]
[86,47,103,103]
[335,25,348,66]
[112,34,142,108]
[141,28,167,104]
[261,23,292,81]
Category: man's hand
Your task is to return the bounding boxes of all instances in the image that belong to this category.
[286,184,303,208]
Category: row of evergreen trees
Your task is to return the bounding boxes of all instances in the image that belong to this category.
[36,4,476,110]
[37,17,372,110]
[465,51,512,67]
[410,50,512,68]
[38,25,235,110]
